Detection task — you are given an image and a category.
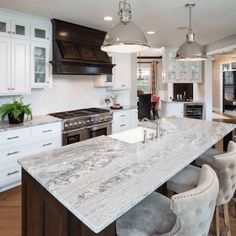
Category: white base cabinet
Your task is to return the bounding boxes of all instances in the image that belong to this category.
[112,109,138,134]
[0,122,62,192]
[161,101,184,118]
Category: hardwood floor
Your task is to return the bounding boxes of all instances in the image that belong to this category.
[0,186,236,235]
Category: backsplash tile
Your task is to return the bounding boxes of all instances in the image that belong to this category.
[0,75,130,116]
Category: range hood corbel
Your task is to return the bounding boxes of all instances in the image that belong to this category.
[51,19,115,75]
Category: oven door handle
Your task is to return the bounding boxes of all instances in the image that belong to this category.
[86,122,112,131]
[63,128,86,135]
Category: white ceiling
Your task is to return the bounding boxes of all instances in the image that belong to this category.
[1,0,236,48]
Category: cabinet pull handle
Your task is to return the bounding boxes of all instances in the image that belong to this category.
[120,124,126,127]
[46,37,50,39]
[12,88,15,90]
[7,151,19,156]
[8,31,11,34]
[7,136,19,140]
[12,32,15,34]
[42,129,52,133]
[122,85,126,87]
[7,170,19,176]
[120,115,126,117]
[42,143,52,147]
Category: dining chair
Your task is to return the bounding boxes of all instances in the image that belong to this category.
[138,94,152,120]
[167,149,236,236]
[116,165,219,236]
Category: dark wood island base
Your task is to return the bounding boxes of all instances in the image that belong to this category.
[22,169,117,236]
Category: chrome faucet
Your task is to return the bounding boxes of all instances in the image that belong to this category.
[143,130,148,143]
[155,119,160,138]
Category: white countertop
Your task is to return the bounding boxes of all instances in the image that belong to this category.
[161,99,204,104]
[0,115,62,132]
[18,117,235,233]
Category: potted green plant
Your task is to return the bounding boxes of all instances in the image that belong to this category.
[0,97,32,124]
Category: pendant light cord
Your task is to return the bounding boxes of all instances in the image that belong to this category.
[188,4,192,32]
[185,3,195,42]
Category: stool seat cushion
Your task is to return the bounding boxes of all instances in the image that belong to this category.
[167,165,200,194]
[116,192,178,236]
[195,148,225,167]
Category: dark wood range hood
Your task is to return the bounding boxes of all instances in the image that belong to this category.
[51,19,115,75]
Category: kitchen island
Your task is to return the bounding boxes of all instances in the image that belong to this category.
[19,117,235,236]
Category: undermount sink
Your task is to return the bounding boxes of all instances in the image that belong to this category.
[110,127,155,144]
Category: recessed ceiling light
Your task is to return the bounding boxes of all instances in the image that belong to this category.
[104,16,113,21]
[147,31,155,35]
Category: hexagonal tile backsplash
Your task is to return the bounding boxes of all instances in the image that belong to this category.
[0,75,130,116]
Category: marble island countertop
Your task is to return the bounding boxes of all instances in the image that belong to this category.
[18,117,235,233]
[0,115,62,132]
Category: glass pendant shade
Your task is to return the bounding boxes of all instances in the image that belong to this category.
[101,0,150,54]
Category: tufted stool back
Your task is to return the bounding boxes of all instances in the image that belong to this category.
[213,150,236,206]
[171,165,219,236]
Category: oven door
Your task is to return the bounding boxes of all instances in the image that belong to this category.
[87,122,112,139]
[63,128,88,146]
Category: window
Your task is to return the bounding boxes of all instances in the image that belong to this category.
[137,63,151,94]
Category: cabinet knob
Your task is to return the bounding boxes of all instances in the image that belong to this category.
[12,32,15,34]
[47,37,50,40]
[7,31,11,34]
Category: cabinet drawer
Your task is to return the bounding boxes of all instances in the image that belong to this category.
[0,163,21,191]
[113,110,130,121]
[33,135,61,153]
[0,127,31,145]
[32,122,61,137]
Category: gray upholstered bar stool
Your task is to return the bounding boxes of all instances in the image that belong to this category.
[167,150,236,236]
[194,141,236,167]
[116,165,219,236]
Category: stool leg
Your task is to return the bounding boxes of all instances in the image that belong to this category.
[214,206,220,236]
[223,203,231,236]
[167,190,174,198]
[233,192,236,217]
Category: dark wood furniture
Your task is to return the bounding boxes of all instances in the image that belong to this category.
[137,94,152,120]
[51,19,115,75]
[22,169,116,236]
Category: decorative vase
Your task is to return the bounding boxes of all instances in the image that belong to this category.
[8,113,24,124]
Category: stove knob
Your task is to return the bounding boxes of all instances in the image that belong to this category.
[65,124,68,128]
[100,117,104,121]
[69,122,74,127]
[87,120,90,123]
[83,121,86,124]
[91,119,94,122]
[79,121,82,125]
[74,122,78,126]
[95,119,98,122]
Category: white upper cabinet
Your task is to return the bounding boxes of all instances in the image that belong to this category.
[107,53,131,90]
[0,15,11,38]
[0,37,11,94]
[11,18,30,40]
[11,39,30,94]
[162,49,203,83]
[0,10,52,95]
[31,42,51,88]
[31,22,51,42]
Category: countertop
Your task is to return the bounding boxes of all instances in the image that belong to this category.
[161,99,204,104]
[0,115,62,132]
[18,118,235,233]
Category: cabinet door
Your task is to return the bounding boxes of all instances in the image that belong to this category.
[177,61,189,82]
[190,61,202,83]
[31,22,51,42]
[0,37,11,94]
[0,15,11,38]
[167,57,177,82]
[31,42,51,88]
[11,18,30,40]
[11,39,30,94]
[113,54,131,90]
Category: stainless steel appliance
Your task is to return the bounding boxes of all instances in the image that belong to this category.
[184,103,204,119]
[49,108,113,146]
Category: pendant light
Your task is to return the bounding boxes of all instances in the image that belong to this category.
[101,0,150,53]
[176,3,207,61]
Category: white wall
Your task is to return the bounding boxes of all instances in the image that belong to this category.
[0,75,131,116]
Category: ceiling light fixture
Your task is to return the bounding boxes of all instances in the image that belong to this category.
[147,31,155,35]
[176,3,207,61]
[104,16,113,21]
[101,0,150,53]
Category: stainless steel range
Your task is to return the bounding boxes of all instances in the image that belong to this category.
[49,108,113,146]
